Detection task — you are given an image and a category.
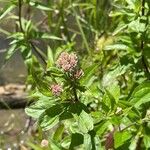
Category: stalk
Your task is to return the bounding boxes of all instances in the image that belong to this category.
[18,0,46,65]
[140,0,150,78]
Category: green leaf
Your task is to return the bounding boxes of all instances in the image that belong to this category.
[68,102,89,115]
[61,136,71,149]
[113,23,127,35]
[49,140,62,150]
[83,134,91,150]
[104,44,129,51]
[45,104,64,118]
[53,124,64,142]
[39,114,59,131]
[95,121,110,136]
[47,46,54,67]
[25,97,54,119]
[106,83,120,103]
[78,110,94,133]
[41,33,63,40]
[143,135,150,148]
[46,67,64,77]
[114,131,132,149]
[0,4,15,20]
[29,1,53,11]
[103,83,120,111]
[38,104,64,130]
[5,44,17,62]
[69,133,84,149]
[130,82,150,107]
[128,18,146,33]
[27,142,43,150]
[81,64,98,86]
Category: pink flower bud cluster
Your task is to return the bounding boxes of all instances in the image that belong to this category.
[41,139,49,148]
[51,84,62,96]
[57,52,78,72]
[74,69,84,79]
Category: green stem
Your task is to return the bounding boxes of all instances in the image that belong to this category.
[60,1,71,42]
[18,0,46,65]
[72,83,78,102]
[71,1,90,54]
[136,1,149,149]
[18,0,24,33]
[140,0,150,78]
[68,73,78,102]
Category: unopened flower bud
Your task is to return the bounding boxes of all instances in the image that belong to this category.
[74,69,84,79]
[41,139,49,148]
[51,84,62,96]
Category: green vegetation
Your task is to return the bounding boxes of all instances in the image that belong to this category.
[0,0,150,149]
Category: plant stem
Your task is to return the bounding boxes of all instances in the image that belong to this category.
[18,0,24,33]
[140,0,150,78]
[18,0,46,65]
[60,1,71,42]
[68,73,78,102]
[136,2,149,149]
[70,1,90,55]
[72,84,78,102]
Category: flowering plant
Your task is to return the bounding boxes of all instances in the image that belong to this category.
[1,0,150,149]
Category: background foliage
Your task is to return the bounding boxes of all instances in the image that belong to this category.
[0,0,150,149]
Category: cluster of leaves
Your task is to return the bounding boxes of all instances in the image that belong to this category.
[1,0,150,149]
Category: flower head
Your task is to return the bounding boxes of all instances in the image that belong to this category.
[74,69,84,79]
[57,52,78,71]
[51,84,62,96]
[41,139,49,148]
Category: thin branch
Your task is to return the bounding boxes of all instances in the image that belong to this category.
[72,84,78,102]
[18,0,46,66]
[18,0,24,33]
[140,0,150,77]
[30,41,47,65]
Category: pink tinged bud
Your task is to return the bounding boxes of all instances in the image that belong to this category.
[74,69,84,79]
[57,52,78,71]
[41,139,49,148]
[51,84,62,96]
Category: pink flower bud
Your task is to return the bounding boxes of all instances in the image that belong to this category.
[41,139,49,148]
[57,52,78,72]
[74,69,84,79]
[51,84,62,96]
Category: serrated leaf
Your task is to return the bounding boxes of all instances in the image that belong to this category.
[39,114,59,131]
[114,131,132,148]
[130,82,150,107]
[25,98,54,119]
[78,110,93,133]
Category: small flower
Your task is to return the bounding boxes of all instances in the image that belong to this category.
[57,52,78,71]
[74,69,84,79]
[41,139,49,148]
[51,84,62,96]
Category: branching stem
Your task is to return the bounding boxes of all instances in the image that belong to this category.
[18,0,46,65]
[140,0,150,77]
